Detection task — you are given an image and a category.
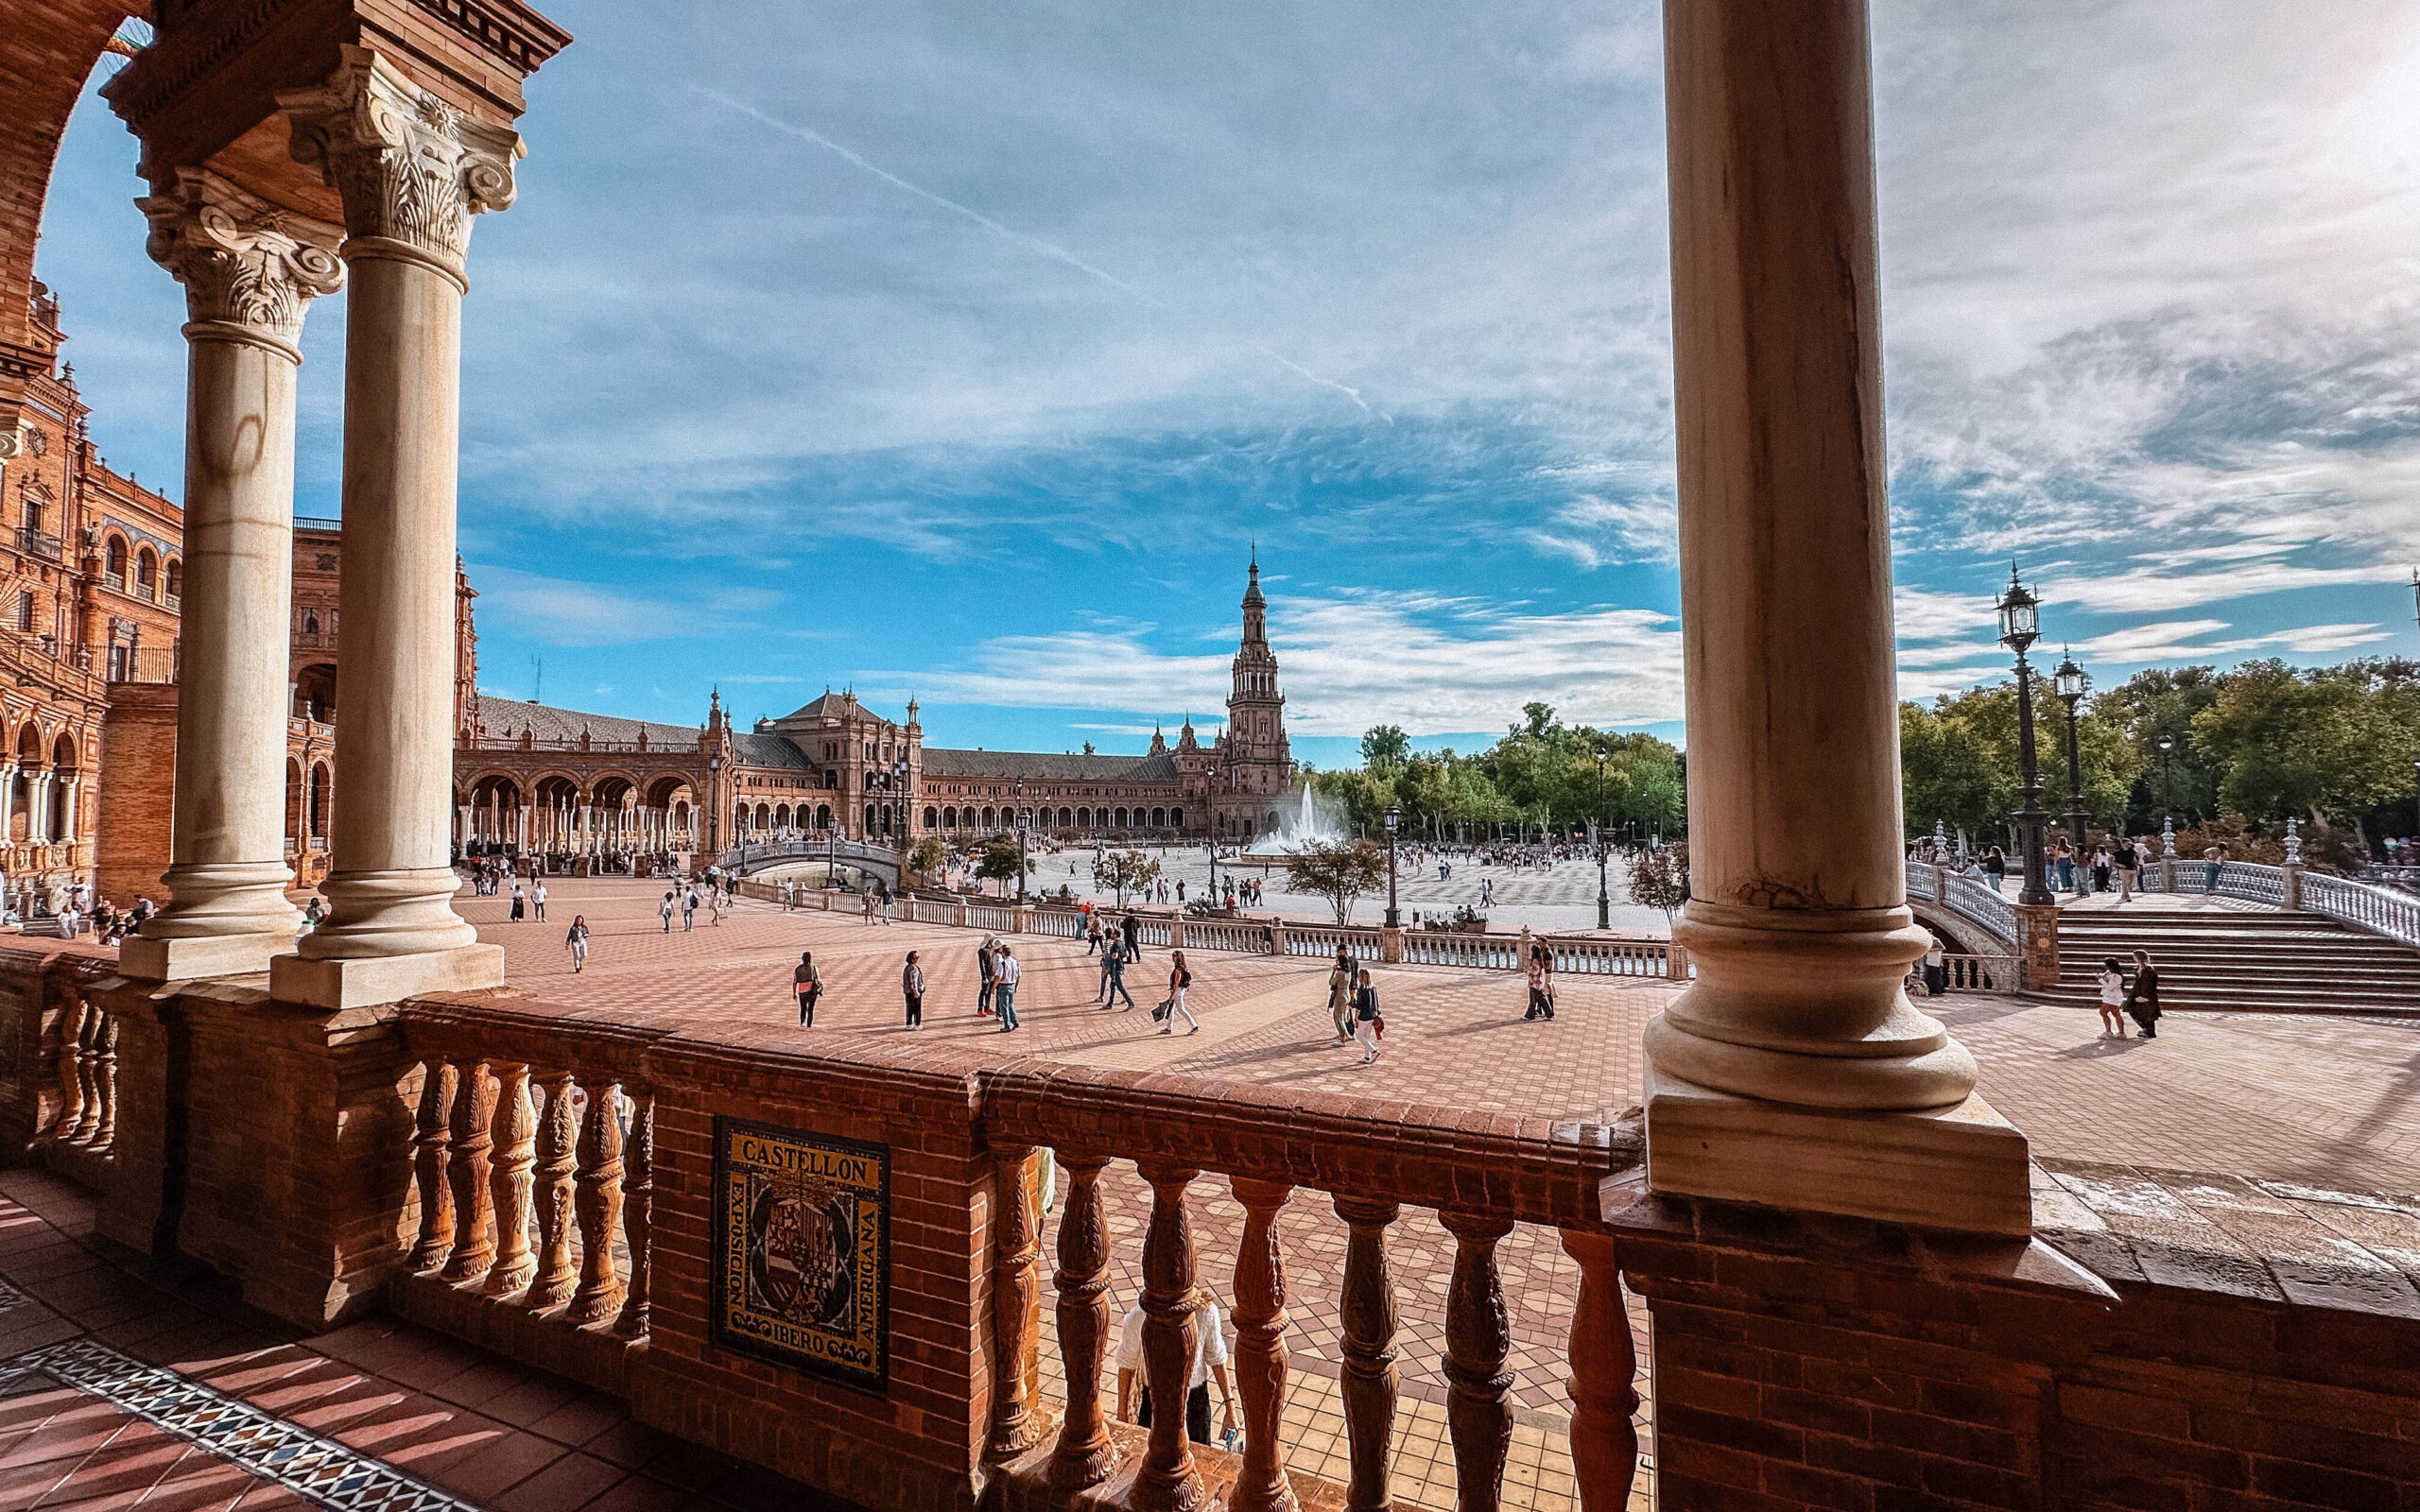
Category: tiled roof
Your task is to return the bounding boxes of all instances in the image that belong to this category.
[919,747,1181,782]
[777,691,898,726]
[473,699,701,748]
[731,732,812,768]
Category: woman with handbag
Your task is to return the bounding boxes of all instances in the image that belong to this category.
[1159,950,1199,1035]
[1353,970,1381,1064]
[2127,950,2162,1039]
[793,950,823,1027]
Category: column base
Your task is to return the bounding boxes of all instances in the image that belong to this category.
[268,943,504,1011]
[1641,1049,2032,1236]
[119,930,294,982]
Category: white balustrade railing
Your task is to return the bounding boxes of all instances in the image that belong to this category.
[1287,927,1383,963]
[1543,936,1671,977]
[1030,909,1084,938]
[967,905,1018,934]
[1399,931,1522,971]
[1945,876,2019,944]
[1936,954,2014,992]
[1185,919,1271,953]
[2299,871,2420,949]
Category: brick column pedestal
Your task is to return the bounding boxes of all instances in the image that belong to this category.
[2014,902,2060,991]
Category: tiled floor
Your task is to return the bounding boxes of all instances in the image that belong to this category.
[0,1170,856,1512]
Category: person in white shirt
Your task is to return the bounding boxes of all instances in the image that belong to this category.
[1115,1294,1236,1447]
[531,881,548,922]
[994,945,1023,1032]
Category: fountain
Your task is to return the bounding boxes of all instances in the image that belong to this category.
[1246,784,1348,854]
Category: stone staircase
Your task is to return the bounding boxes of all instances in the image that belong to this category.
[2040,908,2420,1017]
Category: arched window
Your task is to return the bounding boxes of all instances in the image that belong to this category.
[864,803,875,833]
[924,806,939,828]
[1078,806,1091,828]
[941,808,957,831]
[1150,807,1167,828]
[1171,807,1184,829]
[14,593,32,632]
[136,548,157,597]
[1115,807,1129,828]
[164,558,182,601]
[309,764,332,836]
[761,803,776,828]
[1058,806,1072,828]
[816,804,831,829]
[104,537,127,584]
[982,806,996,830]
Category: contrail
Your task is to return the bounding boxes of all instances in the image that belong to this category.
[701,89,1374,415]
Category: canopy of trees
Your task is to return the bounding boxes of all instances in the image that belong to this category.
[1309,702,1685,839]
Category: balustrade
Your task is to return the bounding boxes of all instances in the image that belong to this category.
[1937,954,2014,992]
[46,999,119,1153]
[1541,936,1669,977]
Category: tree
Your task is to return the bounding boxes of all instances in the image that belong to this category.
[1283,839,1389,925]
[1359,724,1410,772]
[1099,850,1160,907]
[2191,659,2418,837]
[906,836,945,882]
[975,837,1029,898]
[1628,841,1690,925]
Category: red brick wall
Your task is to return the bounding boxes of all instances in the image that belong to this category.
[95,681,177,904]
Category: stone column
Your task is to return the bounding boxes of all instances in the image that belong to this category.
[270,47,515,1008]
[126,171,340,979]
[1639,0,2028,1234]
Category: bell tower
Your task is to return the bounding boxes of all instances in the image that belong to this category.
[1219,555,1291,823]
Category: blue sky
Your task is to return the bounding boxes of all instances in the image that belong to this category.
[33,1,2420,768]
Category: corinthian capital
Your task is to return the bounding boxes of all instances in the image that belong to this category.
[137,170,345,348]
[279,45,523,272]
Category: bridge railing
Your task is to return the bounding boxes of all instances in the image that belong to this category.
[1944,874,2018,944]
[2299,870,2420,949]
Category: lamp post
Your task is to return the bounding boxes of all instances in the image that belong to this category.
[1013,782,1028,903]
[2155,735,2176,829]
[1593,817,1611,930]
[1383,805,1402,929]
[1996,565,2054,906]
[706,755,723,862]
[2053,648,2089,851]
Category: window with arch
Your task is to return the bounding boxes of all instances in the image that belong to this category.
[14,593,32,632]
[104,536,127,585]
[924,806,939,828]
[1171,807,1184,829]
[164,558,182,602]
[136,548,157,597]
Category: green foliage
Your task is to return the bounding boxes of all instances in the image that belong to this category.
[1359,724,1410,771]
[1282,838,1390,925]
[1900,677,2138,841]
[1098,850,1160,907]
[2189,659,2419,832]
[974,837,1029,895]
[906,836,946,878]
[1628,842,1690,922]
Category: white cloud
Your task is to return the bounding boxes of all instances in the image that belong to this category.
[873,589,1684,737]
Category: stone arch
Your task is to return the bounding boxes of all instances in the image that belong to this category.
[135,545,158,598]
[763,802,779,828]
[1115,807,1129,829]
[295,662,337,721]
[1057,806,1072,829]
[1078,806,1092,829]
[1171,806,1184,829]
[924,805,939,829]
[309,761,332,837]
[816,804,832,830]
[103,532,128,581]
[285,756,305,845]
[644,774,697,810]
[164,556,182,600]
[1150,806,1167,829]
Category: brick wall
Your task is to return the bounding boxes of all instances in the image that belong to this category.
[634,1032,1002,1512]
[95,681,177,903]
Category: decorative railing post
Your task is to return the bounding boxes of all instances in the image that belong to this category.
[1442,1211,1515,1512]
[69,1003,102,1143]
[440,1059,497,1282]
[52,1001,85,1141]
[1229,1178,1297,1512]
[1049,1153,1116,1489]
[1334,1196,1401,1512]
[986,1145,1044,1462]
[407,1060,455,1269]
[567,1075,626,1323]
[91,1015,119,1147]
[526,1072,579,1307]
[615,1091,653,1337]
[486,1063,539,1294]
[1134,1162,1206,1512]
[1560,1232,1640,1512]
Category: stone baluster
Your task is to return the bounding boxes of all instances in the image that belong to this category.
[69,1005,103,1143]
[51,1001,84,1141]
[1229,1179,1297,1512]
[1560,1233,1639,1512]
[614,1091,653,1338]
[1048,1153,1116,1490]
[1134,1162,1205,1512]
[1334,1196,1401,1512]
[985,1146,1043,1463]
[526,1072,579,1307]
[440,1058,496,1282]
[92,1016,119,1148]
[567,1077,626,1322]
[271,46,515,1007]
[407,1060,455,1269]
[1442,1212,1515,1512]
[485,1063,538,1294]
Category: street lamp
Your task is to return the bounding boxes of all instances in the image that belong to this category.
[2053,648,2089,851]
[1382,805,1402,929]
[1013,782,1028,903]
[2155,735,2176,827]
[1996,565,2055,906]
[1592,817,1610,930]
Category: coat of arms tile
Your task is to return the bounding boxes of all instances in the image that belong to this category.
[710,1116,890,1390]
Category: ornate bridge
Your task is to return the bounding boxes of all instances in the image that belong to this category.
[716,836,901,886]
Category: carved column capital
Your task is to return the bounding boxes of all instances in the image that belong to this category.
[279,45,522,279]
[137,169,343,354]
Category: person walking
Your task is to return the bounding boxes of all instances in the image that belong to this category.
[682,887,700,931]
[2127,950,2162,1039]
[1160,949,1198,1034]
[2090,846,2112,895]
[1115,1291,1237,1446]
[1122,910,1143,959]
[2054,842,2076,896]
[2095,955,2128,1038]
[1523,943,1556,1021]
[793,951,823,1027]
[901,951,925,1028]
[510,879,527,921]
[862,888,878,926]
[977,935,998,1017]
[1085,913,1103,955]
[1924,938,1947,998]
[994,944,1022,1032]
[566,914,590,973]
[1327,950,1356,1041]
[660,889,677,932]
[2114,837,2140,902]
[2204,843,2227,895]
[1102,936,1136,1011]
[532,880,548,922]
[1983,846,2007,894]
[1352,969,1381,1064]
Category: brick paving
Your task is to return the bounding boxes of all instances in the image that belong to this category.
[0,1169,855,1512]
